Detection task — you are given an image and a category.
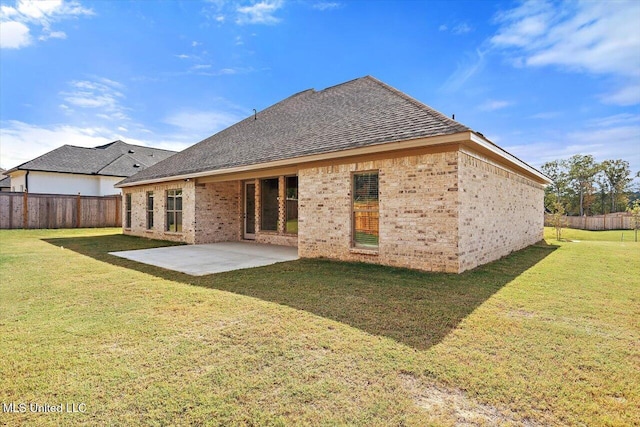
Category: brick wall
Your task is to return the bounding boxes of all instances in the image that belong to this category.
[298,151,460,272]
[123,180,196,243]
[457,149,545,272]
[121,147,544,273]
[193,181,242,244]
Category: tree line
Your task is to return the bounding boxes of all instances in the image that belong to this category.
[541,155,639,216]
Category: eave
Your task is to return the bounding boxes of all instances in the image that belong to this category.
[116,131,551,188]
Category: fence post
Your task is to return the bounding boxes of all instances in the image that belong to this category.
[8,193,13,229]
[115,196,120,227]
[76,193,81,228]
[23,190,28,229]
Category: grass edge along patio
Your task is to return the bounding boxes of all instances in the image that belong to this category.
[117,76,551,273]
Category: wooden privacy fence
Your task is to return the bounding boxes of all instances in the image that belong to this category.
[354,202,379,236]
[544,213,633,231]
[0,192,122,229]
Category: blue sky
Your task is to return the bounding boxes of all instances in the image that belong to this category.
[1,0,639,180]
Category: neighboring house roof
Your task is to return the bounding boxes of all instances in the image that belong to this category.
[7,140,176,177]
[0,176,10,189]
[118,76,472,186]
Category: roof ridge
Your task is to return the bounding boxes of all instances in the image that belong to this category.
[364,76,469,130]
[112,141,178,153]
[95,153,150,175]
[317,75,369,93]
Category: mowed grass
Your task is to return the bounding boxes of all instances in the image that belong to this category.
[550,226,639,242]
[0,228,638,426]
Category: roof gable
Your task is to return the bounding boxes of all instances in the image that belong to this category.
[119,76,469,185]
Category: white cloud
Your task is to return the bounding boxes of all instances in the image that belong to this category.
[0,120,192,170]
[491,0,640,105]
[236,0,283,25]
[600,82,640,107]
[452,23,472,35]
[312,2,341,11]
[163,110,240,134]
[0,0,92,49]
[439,22,472,35]
[503,120,640,174]
[0,20,31,48]
[479,100,513,112]
[191,64,212,70]
[586,113,639,128]
[16,0,65,19]
[218,68,238,75]
[60,78,129,121]
[39,29,66,40]
[529,111,561,120]
[0,120,116,169]
[175,54,190,59]
[441,49,486,92]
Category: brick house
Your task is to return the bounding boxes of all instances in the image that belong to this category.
[117,76,550,273]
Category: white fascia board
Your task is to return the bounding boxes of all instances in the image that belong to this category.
[469,132,552,184]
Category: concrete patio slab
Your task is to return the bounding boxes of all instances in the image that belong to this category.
[109,242,299,276]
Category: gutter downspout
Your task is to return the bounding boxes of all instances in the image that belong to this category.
[25,170,29,192]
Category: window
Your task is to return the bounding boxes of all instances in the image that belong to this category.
[146,191,154,230]
[166,189,182,232]
[261,178,279,231]
[125,193,132,228]
[285,176,298,234]
[352,172,379,248]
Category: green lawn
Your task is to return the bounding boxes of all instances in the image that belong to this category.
[0,228,638,426]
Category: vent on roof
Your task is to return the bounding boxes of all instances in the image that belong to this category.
[128,149,135,153]
[133,163,141,168]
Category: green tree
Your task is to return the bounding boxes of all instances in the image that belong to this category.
[601,160,632,213]
[541,160,569,211]
[566,154,599,216]
[594,172,610,214]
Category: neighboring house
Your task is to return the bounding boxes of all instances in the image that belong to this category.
[6,141,176,196]
[117,76,551,273]
[0,169,10,192]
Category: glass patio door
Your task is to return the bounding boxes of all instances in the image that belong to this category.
[244,182,256,240]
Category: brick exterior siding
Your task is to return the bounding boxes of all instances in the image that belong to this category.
[194,181,242,244]
[123,180,196,244]
[457,150,545,271]
[122,148,545,273]
[298,151,461,272]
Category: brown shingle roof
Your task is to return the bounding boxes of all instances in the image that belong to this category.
[119,76,469,185]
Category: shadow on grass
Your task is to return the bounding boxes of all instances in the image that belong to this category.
[43,234,557,350]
